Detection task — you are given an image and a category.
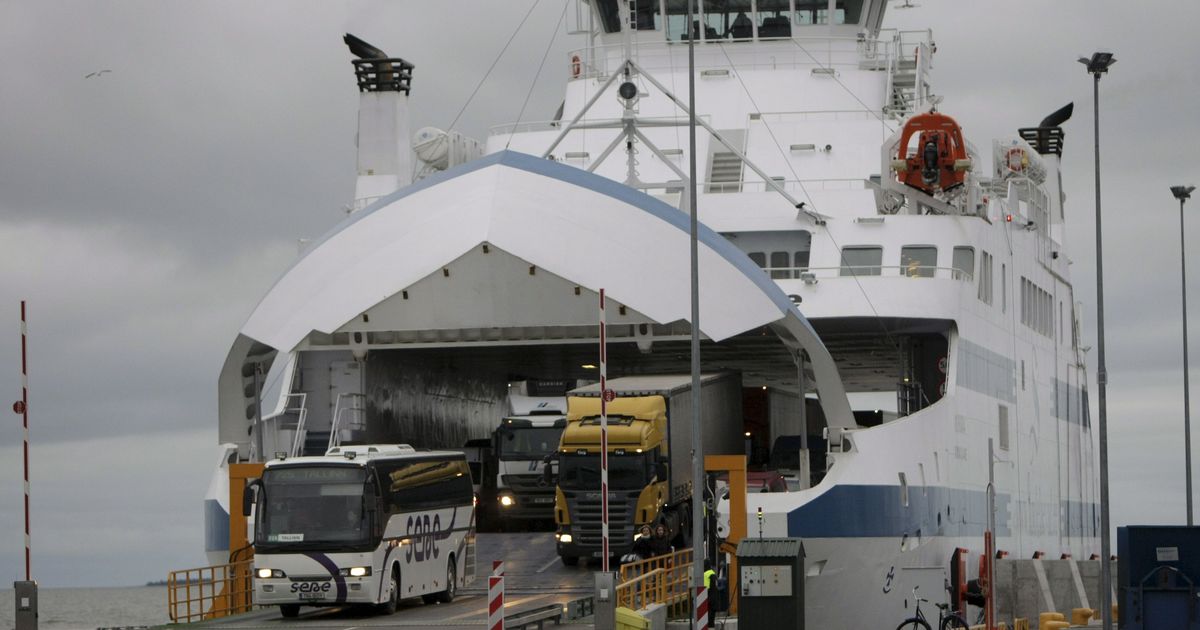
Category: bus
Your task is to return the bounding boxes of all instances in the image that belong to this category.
[250,444,476,617]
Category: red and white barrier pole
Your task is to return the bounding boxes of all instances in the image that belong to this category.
[599,288,610,573]
[492,560,505,576]
[488,575,505,630]
[13,300,31,581]
[694,585,709,630]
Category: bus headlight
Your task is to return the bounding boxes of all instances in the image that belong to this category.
[338,567,372,577]
[257,568,285,579]
[499,495,515,508]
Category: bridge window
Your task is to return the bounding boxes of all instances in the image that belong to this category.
[769,251,791,279]
[794,1,828,25]
[631,0,661,30]
[747,252,767,268]
[900,245,936,278]
[757,0,793,37]
[840,245,882,276]
[833,0,866,25]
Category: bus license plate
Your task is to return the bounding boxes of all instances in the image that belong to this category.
[301,591,326,600]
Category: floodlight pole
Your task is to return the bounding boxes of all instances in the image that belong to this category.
[1080,51,1115,630]
[1174,185,1196,526]
[686,0,706,613]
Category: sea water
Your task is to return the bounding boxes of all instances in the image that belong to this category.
[0,586,169,630]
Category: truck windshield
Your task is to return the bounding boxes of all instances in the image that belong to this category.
[558,453,650,490]
[257,466,370,548]
[497,426,564,459]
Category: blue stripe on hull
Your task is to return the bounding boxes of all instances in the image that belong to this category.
[205,499,230,552]
[787,484,1012,539]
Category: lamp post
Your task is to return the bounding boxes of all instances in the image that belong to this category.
[1173,184,1197,526]
[1079,50,1116,630]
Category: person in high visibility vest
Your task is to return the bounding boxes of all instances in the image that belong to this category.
[703,561,717,627]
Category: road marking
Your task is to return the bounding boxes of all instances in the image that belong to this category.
[443,594,548,621]
[535,555,561,574]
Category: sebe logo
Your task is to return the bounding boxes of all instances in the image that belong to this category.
[404,513,442,563]
[290,581,332,594]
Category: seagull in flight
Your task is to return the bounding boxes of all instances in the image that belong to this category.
[84,69,112,79]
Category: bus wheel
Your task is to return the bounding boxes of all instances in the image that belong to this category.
[279,604,300,618]
[436,558,457,603]
[378,567,399,615]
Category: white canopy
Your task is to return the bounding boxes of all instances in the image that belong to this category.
[220,151,854,446]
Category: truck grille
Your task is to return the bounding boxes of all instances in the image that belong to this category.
[501,474,551,493]
[565,492,637,549]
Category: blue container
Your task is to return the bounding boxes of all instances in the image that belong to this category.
[1117,525,1200,629]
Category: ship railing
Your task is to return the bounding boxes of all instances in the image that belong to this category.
[278,393,309,458]
[166,559,255,624]
[769,265,973,282]
[566,34,891,80]
[328,392,367,452]
[489,114,706,137]
[617,548,693,618]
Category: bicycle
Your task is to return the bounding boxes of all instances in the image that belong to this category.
[894,585,970,630]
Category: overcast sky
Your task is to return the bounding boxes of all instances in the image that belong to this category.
[1,0,1198,588]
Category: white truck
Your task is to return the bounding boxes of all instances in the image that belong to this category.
[491,381,573,523]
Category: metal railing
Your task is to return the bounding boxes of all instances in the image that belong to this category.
[328,392,366,452]
[617,548,693,617]
[167,559,254,623]
[281,393,309,457]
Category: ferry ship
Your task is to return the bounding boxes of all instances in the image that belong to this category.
[206,1,1098,626]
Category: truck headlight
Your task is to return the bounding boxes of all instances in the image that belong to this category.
[499,495,515,507]
[559,533,573,543]
[339,567,371,577]
[256,568,285,579]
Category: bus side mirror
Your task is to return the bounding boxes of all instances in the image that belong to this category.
[242,480,262,517]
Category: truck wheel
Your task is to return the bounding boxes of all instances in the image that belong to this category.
[377,567,399,615]
[279,604,300,618]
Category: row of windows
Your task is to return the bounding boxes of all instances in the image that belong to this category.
[837,245,976,280]
[1020,277,1054,339]
[602,0,867,41]
[747,250,811,279]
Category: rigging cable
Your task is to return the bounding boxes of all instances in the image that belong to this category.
[507,0,570,150]
[446,0,544,133]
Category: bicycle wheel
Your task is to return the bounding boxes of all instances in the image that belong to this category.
[895,618,932,630]
[939,614,969,630]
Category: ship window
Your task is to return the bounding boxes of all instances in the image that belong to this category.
[839,246,882,276]
[748,252,767,269]
[795,0,828,25]
[1002,264,1008,313]
[770,251,791,279]
[757,0,792,37]
[833,0,865,25]
[952,247,974,281]
[900,245,936,278]
[698,0,754,40]
[593,0,622,33]
[631,0,661,30]
[998,405,1010,450]
[977,251,993,305]
[794,250,810,271]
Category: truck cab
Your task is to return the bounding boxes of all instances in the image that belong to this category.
[492,381,572,523]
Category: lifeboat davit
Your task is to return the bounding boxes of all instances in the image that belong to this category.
[893,112,970,195]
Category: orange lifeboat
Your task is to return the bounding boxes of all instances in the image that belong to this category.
[893,112,970,194]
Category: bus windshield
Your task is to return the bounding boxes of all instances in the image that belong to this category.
[558,453,651,490]
[496,426,564,460]
[258,466,370,548]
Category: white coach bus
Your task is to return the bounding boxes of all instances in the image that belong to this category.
[249,444,476,617]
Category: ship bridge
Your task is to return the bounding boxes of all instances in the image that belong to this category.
[218,150,853,461]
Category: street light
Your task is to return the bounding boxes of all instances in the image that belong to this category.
[1079,49,1116,630]
[1173,184,1197,527]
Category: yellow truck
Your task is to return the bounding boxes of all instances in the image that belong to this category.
[551,374,743,565]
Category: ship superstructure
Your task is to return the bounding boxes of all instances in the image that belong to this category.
[209,2,1097,626]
